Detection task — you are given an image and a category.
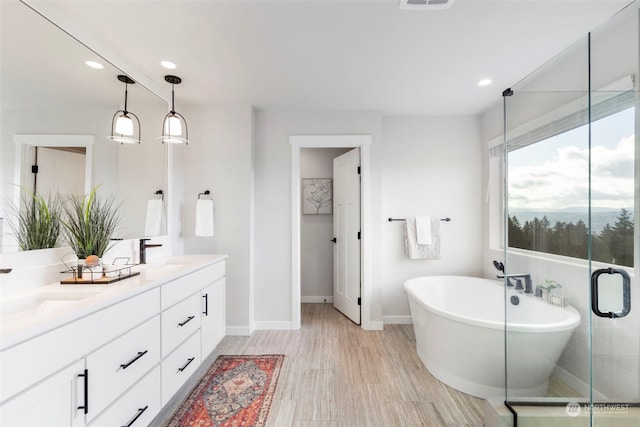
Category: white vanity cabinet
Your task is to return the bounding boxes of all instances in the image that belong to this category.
[0,359,85,427]
[159,260,226,405]
[0,255,227,427]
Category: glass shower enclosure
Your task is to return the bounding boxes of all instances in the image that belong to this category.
[501,2,639,425]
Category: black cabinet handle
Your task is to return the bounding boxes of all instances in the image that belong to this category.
[77,369,89,414]
[121,405,148,427]
[203,293,209,316]
[120,350,148,370]
[178,315,195,327]
[178,357,195,372]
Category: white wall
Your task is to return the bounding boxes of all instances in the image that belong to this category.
[300,147,350,302]
[380,116,484,323]
[249,110,484,328]
[181,104,255,335]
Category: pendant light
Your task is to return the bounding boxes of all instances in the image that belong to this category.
[108,75,141,144]
[159,75,189,145]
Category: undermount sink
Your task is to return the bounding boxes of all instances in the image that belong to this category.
[0,291,99,318]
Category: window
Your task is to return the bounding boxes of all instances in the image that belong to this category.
[507,107,635,267]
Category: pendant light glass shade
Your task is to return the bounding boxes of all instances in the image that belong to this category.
[108,75,141,144]
[159,75,189,145]
[115,115,134,135]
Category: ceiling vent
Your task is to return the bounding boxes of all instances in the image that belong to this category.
[399,0,456,11]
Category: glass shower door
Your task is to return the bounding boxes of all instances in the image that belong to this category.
[588,90,638,425]
[501,3,639,423]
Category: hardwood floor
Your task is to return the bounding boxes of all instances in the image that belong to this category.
[208,303,484,426]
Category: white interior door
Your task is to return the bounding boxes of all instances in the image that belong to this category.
[36,147,85,198]
[332,148,361,324]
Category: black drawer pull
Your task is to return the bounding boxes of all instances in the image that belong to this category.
[178,357,195,372]
[77,369,88,414]
[203,293,209,316]
[120,350,148,370]
[178,315,195,327]
[121,405,148,427]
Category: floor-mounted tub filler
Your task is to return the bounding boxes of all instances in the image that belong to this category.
[404,275,581,398]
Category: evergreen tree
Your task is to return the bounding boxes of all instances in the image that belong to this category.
[611,208,634,267]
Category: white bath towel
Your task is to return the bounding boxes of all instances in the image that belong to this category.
[415,216,432,245]
[195,198,214,237]
[404,217,441,260]
[144,199,163,237]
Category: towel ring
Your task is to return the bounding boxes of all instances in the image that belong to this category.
[198,190,211,200]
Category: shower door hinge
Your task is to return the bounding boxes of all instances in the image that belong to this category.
[502,88,514,97]
[357,231,361,240]
[357,166,361,175]
[357,297,361,306]
[31,165,39,174]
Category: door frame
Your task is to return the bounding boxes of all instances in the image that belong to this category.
[290,135,373,330]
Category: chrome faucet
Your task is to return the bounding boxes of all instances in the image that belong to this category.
[139,238,162,264]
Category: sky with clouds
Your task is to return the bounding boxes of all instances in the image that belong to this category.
[508,107,635,211]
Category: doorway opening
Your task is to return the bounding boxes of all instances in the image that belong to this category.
[290,135,372,330]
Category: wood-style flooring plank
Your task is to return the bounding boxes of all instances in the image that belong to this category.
[155,303,485,426]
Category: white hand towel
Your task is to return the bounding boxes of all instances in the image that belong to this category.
[195,199,214,237]
[144,199,163,236]
[404,217,441,260]
[415,216,432,245]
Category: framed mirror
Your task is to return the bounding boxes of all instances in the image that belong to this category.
[1,0,169,252]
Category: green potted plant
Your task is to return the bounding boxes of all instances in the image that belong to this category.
[536,279,563,300]
[7,188,62,251]
[61,186,122,260]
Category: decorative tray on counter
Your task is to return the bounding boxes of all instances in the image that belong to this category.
[61,264,140,285]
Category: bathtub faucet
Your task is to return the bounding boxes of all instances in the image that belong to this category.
[497,273,533,294]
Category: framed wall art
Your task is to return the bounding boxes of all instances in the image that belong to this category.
[302,178,332,214]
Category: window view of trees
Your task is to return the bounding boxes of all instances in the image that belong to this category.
[508,208,634,267]
[507,106,635,268]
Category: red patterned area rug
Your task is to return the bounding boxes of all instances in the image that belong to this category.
[165,355,285,427]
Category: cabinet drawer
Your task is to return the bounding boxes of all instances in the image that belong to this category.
[161,293,201,356]
[161,331,201,406]
[161,261,225,309]
[87,365,160,427]
[87,315,160,420]
[0,288,160,404]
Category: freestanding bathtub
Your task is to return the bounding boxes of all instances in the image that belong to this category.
[404,275,581,399]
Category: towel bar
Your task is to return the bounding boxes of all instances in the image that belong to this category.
[388,217,451,222]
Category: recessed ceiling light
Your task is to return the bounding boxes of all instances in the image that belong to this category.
[85,60,104,69]
[161,60,177,69]
[477,78,492,87]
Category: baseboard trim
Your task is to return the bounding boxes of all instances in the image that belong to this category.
[253,321,294,330]
[301,296,333,303]
[383,315,413,325]
[363,320,384,330]
[552,366,606,400]
[225,326,252,336]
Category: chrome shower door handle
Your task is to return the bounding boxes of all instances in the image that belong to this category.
[591,267,631,318]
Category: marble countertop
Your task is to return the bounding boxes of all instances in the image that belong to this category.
[0,254,227,351]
